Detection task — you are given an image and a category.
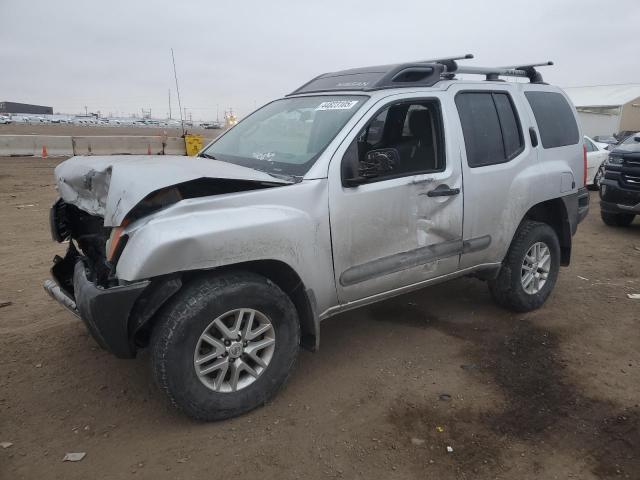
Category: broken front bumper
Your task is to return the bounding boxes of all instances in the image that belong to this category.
[43,246,149,358]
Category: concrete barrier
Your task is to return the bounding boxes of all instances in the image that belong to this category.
[0,135,73,157]
[0,135,187,157]
[72,136,163,155]
[164,137,187,155]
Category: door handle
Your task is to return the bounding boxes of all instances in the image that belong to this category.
[426,185,460,197]
[529,127,539,147]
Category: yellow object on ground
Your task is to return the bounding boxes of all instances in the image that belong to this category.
[184,134,204,156]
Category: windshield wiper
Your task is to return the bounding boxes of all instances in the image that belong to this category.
[199,152,217,160]
[253,168,300,184]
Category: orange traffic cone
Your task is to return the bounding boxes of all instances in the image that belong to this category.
[42,145,48,158]
[147,144,152,155]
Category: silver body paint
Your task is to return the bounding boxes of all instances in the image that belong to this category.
[54,80,584,320]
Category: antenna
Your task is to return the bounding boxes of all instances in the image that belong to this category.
[171,48,185,135]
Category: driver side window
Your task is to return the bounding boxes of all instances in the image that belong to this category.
[342,100,445,185]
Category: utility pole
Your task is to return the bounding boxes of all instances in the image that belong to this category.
[171,48,185,135]
[168,89,172,119]
[84,105,88,116]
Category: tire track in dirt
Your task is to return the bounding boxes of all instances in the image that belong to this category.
[369,301,639,479]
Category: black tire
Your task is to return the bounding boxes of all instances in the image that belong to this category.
[488,220,560,313]
[601,211,635,227]
[151,271,300,421]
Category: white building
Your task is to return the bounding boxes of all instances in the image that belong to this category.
[563,84,640,137]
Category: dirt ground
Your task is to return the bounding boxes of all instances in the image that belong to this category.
[0,124,221,139]
[1,156,638,480]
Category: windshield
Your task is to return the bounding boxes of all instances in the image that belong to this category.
[617,133,640,152]
[201,95,367,176]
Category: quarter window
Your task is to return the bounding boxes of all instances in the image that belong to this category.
[455,92,524,168]
[524,91,580,149]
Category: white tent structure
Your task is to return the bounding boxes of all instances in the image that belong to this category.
[563,84,640,137]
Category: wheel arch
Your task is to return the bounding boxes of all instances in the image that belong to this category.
[523,197,571,266]
[130,260,320,353]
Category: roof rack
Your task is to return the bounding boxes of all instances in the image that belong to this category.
[288,55,553,95]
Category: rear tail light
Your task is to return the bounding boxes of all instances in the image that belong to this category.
[583,143,588,186]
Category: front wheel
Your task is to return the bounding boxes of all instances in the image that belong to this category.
[151,271,300,421]
[601,211,635,227]
[489,220,561,312]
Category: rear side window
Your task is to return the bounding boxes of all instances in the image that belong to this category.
[524,91,579,148]
[455,92,524,168]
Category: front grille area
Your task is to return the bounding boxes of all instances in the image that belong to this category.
[623,159,640,168]
[622,174,640,189]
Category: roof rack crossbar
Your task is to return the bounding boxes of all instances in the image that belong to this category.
[418,53,474,64]
[446,61,553,83]
[416,54,473,75]
[498,61,554,70]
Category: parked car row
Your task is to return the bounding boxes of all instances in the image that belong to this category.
[0,115,207,128]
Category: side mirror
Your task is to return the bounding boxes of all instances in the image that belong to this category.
[344,148,399,187]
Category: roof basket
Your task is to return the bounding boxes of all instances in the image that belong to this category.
[288,55,553,95]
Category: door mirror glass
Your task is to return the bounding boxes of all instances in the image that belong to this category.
[343,148,400,187]
[360,148,399,178]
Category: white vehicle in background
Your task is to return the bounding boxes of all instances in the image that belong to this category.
[584,136,609,189]
[0,115,11,124]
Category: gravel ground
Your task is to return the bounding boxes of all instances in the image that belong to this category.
[0,156,638,479]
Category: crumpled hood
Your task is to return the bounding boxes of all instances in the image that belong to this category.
[54,155,290,226]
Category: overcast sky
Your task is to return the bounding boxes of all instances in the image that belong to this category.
[1,0,638,120]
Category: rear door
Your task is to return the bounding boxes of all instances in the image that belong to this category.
[448,84,542,269]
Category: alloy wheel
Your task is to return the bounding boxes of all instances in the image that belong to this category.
[194,308,276,393]
[521,242,551,294]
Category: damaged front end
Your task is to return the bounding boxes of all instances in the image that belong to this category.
[44,155,292,358]
[46,200,151,358]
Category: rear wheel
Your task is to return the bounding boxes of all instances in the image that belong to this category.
[151,271,300,421]
[489,220,560,312]
[601,211,635,227]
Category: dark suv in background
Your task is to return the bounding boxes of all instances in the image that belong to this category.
[600,133,640,226]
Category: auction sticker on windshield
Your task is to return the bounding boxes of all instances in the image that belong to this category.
[316,100,359,111]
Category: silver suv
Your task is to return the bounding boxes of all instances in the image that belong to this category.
[45,55,589,420]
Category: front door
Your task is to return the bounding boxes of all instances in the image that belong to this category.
[328,95,464,304]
